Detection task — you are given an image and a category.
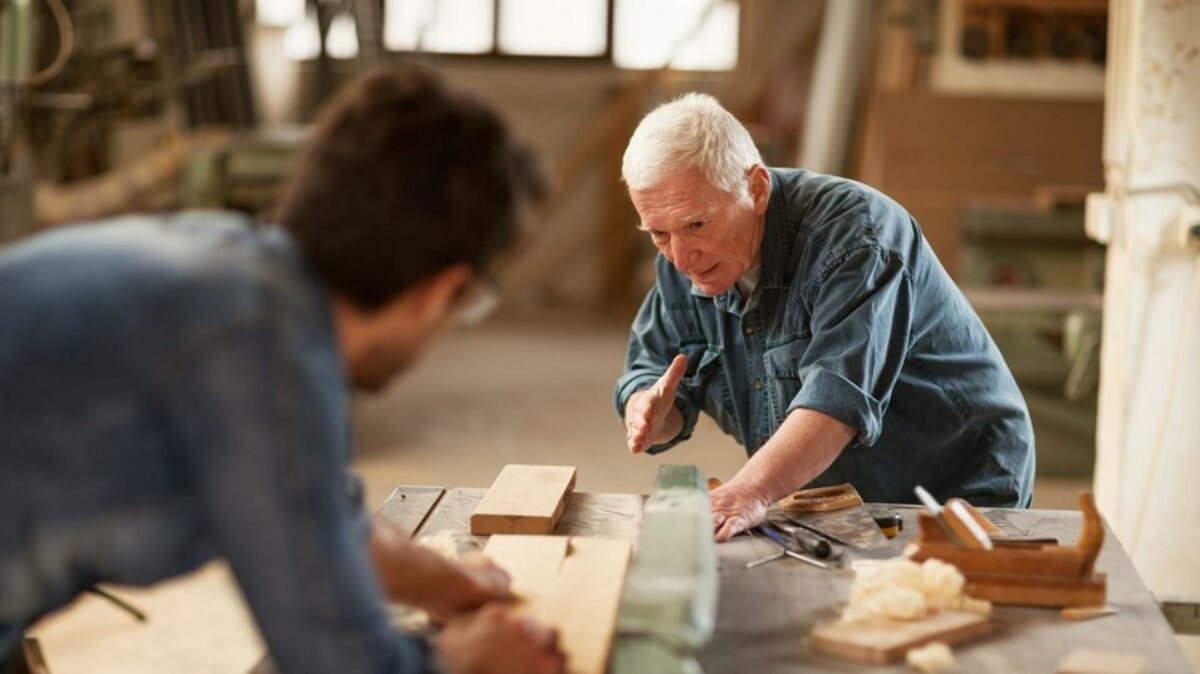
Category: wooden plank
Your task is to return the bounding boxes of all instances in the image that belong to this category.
[469,464,577,535]
[611,465,718,674]
[375,486,444,536]
[810,611,991,665]
[484,535,632,674]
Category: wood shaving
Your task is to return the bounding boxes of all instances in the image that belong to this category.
[906,641,954,673]
[842,557,989,623]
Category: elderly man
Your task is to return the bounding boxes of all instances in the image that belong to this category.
[615,94,1034,541]
[0,69,561,674]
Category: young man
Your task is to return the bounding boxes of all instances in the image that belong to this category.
[0,69,563,674]
[616,94,1035,541]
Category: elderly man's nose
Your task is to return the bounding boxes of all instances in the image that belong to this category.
[670,239,695,265]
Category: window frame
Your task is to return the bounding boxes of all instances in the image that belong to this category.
[384,0,615,63]
[382,0,741,72]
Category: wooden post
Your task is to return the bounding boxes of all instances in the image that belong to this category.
[610,465,718,674]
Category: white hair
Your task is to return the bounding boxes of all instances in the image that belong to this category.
[622,92,763,197]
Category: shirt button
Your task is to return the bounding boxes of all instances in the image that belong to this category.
[745,325,755,336]
[754,379,763,391]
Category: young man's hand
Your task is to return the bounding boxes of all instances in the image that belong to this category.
[624,354,688,454]
[370,520,514,620]
[422,552,514,623]
[437,604,565,674]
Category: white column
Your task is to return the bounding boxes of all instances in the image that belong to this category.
[1091,0,1200,663]
[797,0,874,175]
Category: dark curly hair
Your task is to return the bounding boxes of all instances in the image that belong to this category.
[275,66,546,309]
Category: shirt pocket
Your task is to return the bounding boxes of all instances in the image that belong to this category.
[682,343,723,388]
[764,336,811,427]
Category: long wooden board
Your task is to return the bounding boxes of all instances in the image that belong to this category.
[484,535,632,674]
[810,610,990,664]
[470,464,577,535]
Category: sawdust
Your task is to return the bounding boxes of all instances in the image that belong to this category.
[840,557,991,623]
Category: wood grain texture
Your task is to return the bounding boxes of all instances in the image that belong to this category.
[470,464,577,535]
[810,611,990,664]
[484,535,632,674]
[375,486,444,535]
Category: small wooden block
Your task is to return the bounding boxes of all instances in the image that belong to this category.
[963,571,1107,608]
[485,535,632,674]
[810,611,989,665]
[1057,649,1148,674]
[1061,605,1118,621]
[470,464,577,535]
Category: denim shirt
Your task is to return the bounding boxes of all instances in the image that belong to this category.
[0,214,432,672]
[615,169,1035,507]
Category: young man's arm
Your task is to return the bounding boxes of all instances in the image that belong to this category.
[161,315,560,674]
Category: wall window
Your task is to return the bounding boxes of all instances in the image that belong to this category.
[613,0,738,71]
[382,0,737,69]
[259,0,739,70]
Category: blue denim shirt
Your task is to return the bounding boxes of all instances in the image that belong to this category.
[616,169,1035,507]
[0,213,432,672]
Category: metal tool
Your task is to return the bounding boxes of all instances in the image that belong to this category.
[750,523,829,569]
[764,519,838,559]
[785,525,834,559]
[870,509,904,539]
[745,549,785,569]
[785,516,857,548]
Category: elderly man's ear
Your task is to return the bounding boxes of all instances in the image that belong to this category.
[749,165,771,214]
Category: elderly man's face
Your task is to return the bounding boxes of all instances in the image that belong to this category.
[631,166,770,296]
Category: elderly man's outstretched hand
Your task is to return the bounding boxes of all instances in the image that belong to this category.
[624,354,688,454]
[710,480,770,542]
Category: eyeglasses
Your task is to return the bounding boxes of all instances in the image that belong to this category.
[456,273,503,326]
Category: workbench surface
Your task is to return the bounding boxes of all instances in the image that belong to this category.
[379,485,1193,673]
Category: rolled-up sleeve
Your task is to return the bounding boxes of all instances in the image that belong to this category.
[614,285,702,454]
[159,315,432,674]
[787,245,913,447]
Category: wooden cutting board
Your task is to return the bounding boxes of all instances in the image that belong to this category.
[810,610,990,664]
[484,535,632,674]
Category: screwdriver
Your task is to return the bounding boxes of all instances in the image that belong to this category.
[759,521,833,561]
[786,525,834,559]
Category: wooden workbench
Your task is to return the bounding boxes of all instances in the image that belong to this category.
[379,485,1194,673]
